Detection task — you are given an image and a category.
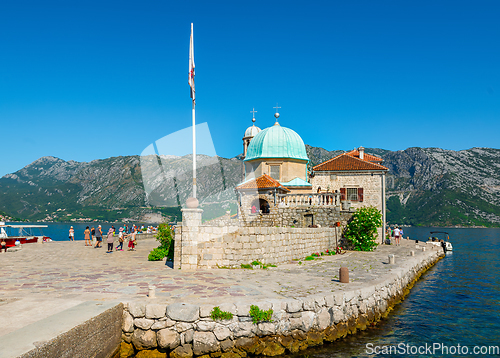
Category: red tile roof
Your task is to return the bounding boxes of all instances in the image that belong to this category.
[235,174,290,192]
[345,149,383,162]
[313,153,388,172]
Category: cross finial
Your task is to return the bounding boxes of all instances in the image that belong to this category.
[273,103,281,120]
[250,108,257,123]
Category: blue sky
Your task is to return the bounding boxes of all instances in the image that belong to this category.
[1,0,499,177]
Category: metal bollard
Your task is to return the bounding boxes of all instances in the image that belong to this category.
[339,267,349,283]
[148,285,156,299]
[388,254,395,264]
[410,250,415,256]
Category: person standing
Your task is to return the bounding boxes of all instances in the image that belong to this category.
[94,225,103,248]
[1,239,6,253]
[69,226,75,241]
[127,228,136,251]
[106,228,114,253]
[91,226,96,246]
[116,227,124,251]
[394,227,401,246]
[84,226,91,246]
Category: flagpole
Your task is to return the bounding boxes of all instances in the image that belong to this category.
[192,91,196,199]
[189,22,197,199]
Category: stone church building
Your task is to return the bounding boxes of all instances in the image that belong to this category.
[236,112,388,236]
[174,111,389,269]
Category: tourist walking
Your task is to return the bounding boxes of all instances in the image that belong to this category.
[106,228,114,253]
[127,228,136,251]
[116,227,124,251]
[1,239,6,253]
[394,227,401,246]
[94,225,103,248]
[69,226,75,241]
[84,226,91,246]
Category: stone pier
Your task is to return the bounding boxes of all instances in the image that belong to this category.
[0,235,445,357]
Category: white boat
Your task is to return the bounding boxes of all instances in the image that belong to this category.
[427,231,453,252]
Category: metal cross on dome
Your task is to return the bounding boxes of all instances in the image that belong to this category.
[273,103,281,119]
[250,108,257,119]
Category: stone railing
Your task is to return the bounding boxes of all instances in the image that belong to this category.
[276,193,340,207]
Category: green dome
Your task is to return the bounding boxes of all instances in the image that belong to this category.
[244,123,309,162]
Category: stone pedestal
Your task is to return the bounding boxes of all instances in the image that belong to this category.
[179,208,203,270]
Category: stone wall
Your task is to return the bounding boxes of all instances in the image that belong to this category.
[238,199,351,228]
[175,224,348,269]
[242,207,352,228]
[197,226,338,268]
[121,250,443,357]
[174,206,353,270]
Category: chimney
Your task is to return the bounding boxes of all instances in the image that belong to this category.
[358,146,365,160]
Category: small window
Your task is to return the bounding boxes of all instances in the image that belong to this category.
[270,165,280,180]
[342,188,364,202]
[347,188,358,201]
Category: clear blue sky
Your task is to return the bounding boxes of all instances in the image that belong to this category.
[1,0,499,177]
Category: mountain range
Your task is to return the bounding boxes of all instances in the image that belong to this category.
[1,146,499,227]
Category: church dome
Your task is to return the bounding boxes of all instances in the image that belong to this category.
[244,122,309,162]
[244,125,261,138]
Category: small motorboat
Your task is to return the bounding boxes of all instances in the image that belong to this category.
[0,222,51,250]
[427,231,453,252]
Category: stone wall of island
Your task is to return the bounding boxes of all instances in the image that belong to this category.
[173,209,353,270]
[120,248,443,358]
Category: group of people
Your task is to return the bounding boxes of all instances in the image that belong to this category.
[386,226,404,246]
[78,225,138,253]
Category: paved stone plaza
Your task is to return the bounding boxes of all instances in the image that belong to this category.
[0,238,438,337]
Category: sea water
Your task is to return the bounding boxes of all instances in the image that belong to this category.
[4,222,146,240]
[284,227,500,357]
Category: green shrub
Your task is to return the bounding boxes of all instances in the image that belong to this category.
[241,264,252,269]
[249,305,273,324]
[210,306,233,320]
[305,256,315,261]
[148,247,168,261]
[251,260,262,266]
[154,223,174,259]
[343,206,382,251]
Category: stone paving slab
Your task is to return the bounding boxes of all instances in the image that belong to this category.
[0,238,440,337]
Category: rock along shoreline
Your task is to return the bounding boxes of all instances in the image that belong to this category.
[120,248,444,358]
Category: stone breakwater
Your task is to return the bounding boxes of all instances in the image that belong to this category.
[121,249,443,358]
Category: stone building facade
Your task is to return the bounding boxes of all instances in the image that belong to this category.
[311,147,388,239]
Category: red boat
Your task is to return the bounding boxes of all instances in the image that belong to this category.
[0,223,51,249]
